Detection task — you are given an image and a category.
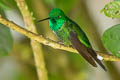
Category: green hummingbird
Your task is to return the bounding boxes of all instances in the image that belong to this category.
[38,8,106,71]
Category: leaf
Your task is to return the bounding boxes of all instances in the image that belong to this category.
[7,0,18,8]
[101,1,120,18]
[0,10,13,57]
[0,0,12,10]
[102,24,120,58]
[0,24,13,57]
[0,0,17,10]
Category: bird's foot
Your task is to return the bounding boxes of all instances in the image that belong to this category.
[57,41,64,45]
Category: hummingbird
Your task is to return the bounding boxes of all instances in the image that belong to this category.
[38,8,107,71]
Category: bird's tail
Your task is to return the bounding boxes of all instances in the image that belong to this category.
[87,48,107,71]
[70,31,107,71]
[70,31,97,67]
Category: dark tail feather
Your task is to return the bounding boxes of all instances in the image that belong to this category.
[70,31,97,67]
[87,48,107,71]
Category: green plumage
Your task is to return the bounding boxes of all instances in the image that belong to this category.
[38,8,106,71]
[48,8,91,48]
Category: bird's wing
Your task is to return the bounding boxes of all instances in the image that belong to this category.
[70,31,107,71]
[69,31,97,67]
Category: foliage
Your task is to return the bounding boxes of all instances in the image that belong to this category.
[0,0,89,80]
[102,24,120,58]
[0,23,13,57]
[1,0,120,80]
[0,0,17,10]
[101,1,120,58]
[101,1,120,18]
[0,9,13,57]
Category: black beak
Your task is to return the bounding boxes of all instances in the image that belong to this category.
[38,17,50,22]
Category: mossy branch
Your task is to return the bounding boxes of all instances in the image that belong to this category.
[0,15,120,61]
[15,0,48,80]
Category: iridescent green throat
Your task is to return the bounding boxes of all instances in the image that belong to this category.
[48,8,66,31]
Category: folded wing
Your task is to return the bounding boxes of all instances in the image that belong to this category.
[70,31,106,71]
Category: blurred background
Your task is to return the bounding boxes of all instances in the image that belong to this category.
[0,0,120,80]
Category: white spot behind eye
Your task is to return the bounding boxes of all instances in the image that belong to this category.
[97,55,103,60]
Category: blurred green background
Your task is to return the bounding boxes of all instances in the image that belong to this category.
[0,0,120,80]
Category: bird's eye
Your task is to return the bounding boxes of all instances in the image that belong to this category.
[56,16,61,19]
[51,18,56,23]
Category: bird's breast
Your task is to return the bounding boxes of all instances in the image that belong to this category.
[55,26,72,45]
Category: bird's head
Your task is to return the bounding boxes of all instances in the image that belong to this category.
[48,8,66,31]
[38,8,66,31]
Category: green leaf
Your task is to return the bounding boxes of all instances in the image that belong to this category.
[101,1,120,18]
[0,0,12,10]
[0,10,13,57]
[102,24,120,58]
[0,0,17,10]
[0,24,13,57]
[7,0,17,8]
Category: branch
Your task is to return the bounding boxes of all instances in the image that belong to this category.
[0,16,120,61]
[15,0,48,80]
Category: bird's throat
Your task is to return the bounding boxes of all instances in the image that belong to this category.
[49,19,65,31]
